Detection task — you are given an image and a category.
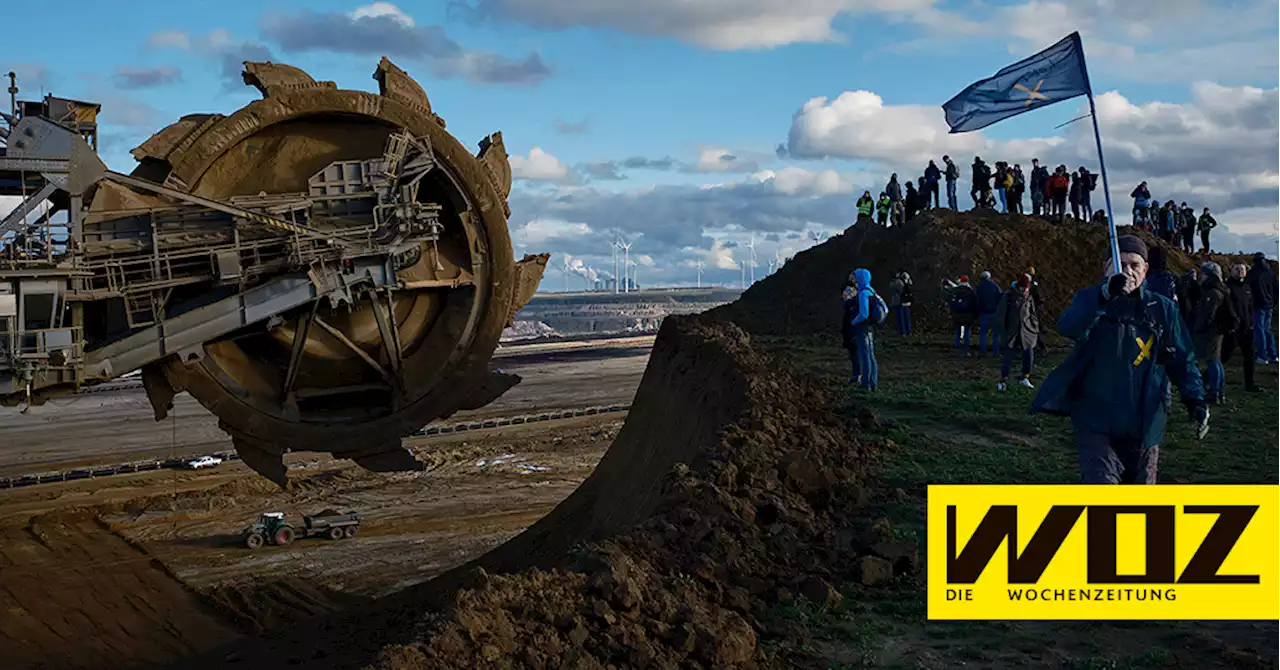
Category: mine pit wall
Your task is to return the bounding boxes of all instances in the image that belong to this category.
[515,288,743,336]
[176,309,843,669]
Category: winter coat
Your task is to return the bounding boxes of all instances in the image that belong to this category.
[856,197,874,217]
[1031,285,1203,449]
[948,283,978,325]
[972,162,991,188]
[1011,169,1026,195]
[975,278,1003,315]
[944,161,959,181]
[1179,208,1196,233]
[1193,274,1230,361]
[1176,272,1201,322]
[1145,271,1178,301]
[994,166,1009,189]
[1131,185,1151,208]
[846,269,877,332]
[1197,214,1217,233]
[904,186,919,216]
[1248,257,1276,309]
[1030,166,1049,195]
[1226,277,1254,333]
[925,164,942,185]
[887,277,904,308]
[886,178,902,202]
[1047,174,1070,198]
[876,196,890,216]
[1079,170,1096,192]
[995,288,1039,351]
[1068,178,1083,204]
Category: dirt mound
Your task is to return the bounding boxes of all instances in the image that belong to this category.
[176,315,907,669]
[714,211,1267,337]
[203,578,369,635]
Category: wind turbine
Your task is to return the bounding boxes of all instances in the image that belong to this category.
[746,234,757,285]
[611,238,621,293]
[695,259,703,289]
[808,229,827,242]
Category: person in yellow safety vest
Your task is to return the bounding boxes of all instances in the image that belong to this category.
[876,193,890,226]
[856,191,874,226]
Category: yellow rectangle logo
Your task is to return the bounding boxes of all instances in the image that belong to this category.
[927,485,1279,620]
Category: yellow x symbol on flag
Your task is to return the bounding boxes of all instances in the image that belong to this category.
[1132,335,1154,366]
[1014,79,1049,106]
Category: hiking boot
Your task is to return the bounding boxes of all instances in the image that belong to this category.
[1255,358,1268,366]
[1019,378,1035,389]
[997,381,1008,391]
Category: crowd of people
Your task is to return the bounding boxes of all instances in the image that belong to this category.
[839,240,1277,484]
[853,156,1225,252]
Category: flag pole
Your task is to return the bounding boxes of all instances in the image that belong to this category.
[1075,34,1121,274]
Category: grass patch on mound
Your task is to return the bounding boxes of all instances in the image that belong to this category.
[760,332,1279,670]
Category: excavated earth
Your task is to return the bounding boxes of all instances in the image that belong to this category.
[715,211,1274,336]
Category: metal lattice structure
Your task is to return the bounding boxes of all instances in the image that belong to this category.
[0,59,548,485]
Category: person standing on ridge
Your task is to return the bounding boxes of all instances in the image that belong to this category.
[1130,181,1151,227]
[1032,235,1207,485]
[1222,263,1262,393]
[846,268,882,391]
[1147,199,1161,234]
[945,276,978,355]
[1078,166,1096,221]
[943,155,960,210]
[925,160,942,209]
[1179,203,1197,253]
[1248,251,1277,365]
[1030,158,1049,217]
[1010,164,1026,214]
[1047,166,1070,222]
[971,157,992,209]
[841,274,861,384]
[1197,208,1217,253]
[856,191,874,226]
[1068,172,1084,221]
[975,271,1003,357]
[1193,261,1231,405]
[993,162,1010,214]
[876,192,890,226]
[904,180,920,221]
[995,273,1039,391]
[886,173,902,211]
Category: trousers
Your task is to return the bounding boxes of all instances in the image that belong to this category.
[1074,426,1159,484]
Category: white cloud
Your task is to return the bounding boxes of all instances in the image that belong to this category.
[509,147,575,183]
[695,148,759,173]
[637,254,656,266]
[144,29,192,50]
[509,218,591,247]
[465,0,933,50]
[750,167,857,196]
[350,2,415,27]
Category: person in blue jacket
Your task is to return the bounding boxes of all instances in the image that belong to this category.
[846,268,879,391]
[1031,235,1208,484]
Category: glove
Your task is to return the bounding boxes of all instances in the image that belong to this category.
[1186,401,1210,440]
[1103,274,1129,299]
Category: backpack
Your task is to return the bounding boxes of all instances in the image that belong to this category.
[950,286,976,314]
[901,283,915,305]
[868,291,889,325]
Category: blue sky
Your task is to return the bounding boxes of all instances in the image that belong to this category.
[4,0,1277,289]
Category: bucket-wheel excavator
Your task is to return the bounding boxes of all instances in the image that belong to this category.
[0,59,548,485]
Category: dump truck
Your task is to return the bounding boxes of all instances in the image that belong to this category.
[243,510,360,549]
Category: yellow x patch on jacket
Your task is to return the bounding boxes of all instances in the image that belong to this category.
[1132,335,1155,366]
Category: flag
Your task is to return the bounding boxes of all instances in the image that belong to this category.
[942,32,1091,134]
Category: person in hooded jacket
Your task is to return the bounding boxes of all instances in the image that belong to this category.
[876,192,890,226]
[1144,246,1178,301]
[1147,199,1161,234]
[1248,252,1277,364]
[943,155,960,210]
[1162,201,1180,244]
[975,271,1003,356]
[1221,263,1262,393]
[846,268,880,390]
[945,276,978,355]
[971,157,992,209]
[995,273,1039,390]
[1031,235,1207,485]
[993,162,1010,213]
[1131,182,1151,226]
[904,181,920,221]
[886,174,902,205]
[1047,166,1070,221]
[841,274,862,384]
[924,160,942,209]
[1193,261,1232,404]
[1030,159,1049,217]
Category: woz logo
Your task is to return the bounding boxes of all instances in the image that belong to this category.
[926,485,1279,621]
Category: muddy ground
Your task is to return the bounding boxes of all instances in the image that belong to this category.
[0,344,649,477]
[0,414,623,669]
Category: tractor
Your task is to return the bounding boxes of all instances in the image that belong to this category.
[243,510,361,549]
